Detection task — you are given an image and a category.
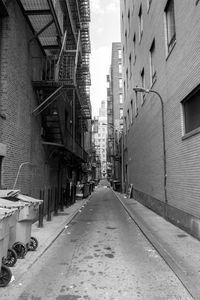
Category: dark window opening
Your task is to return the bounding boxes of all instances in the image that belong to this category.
[183,86,200,134]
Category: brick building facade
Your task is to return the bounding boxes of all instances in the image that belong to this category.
[106,42,123,181]
[0,1,91,210]
[120,0,200,238]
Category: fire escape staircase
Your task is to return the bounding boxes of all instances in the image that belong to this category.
[32,30,80,147]
[17,0,91,160]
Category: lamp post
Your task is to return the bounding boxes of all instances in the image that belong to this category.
[13,162,33,189]
[133,87,167,211]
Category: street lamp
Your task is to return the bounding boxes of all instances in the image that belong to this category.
[133,87,167,210]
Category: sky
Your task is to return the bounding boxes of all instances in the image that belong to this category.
[90,0,121,117]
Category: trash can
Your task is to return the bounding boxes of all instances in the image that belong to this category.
[15,194,43,253]
[0,190,43,259]
[113,180,121,192]
[0,198,26,264]
[83,183,90,198]
[0,208,14,287]
[76,183,83,200]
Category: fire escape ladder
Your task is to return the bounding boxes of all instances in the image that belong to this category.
[55,30,67,81]
[74,30,81,84]
[65,0,78,44]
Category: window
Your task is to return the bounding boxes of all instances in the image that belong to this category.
[147,0,152,11]
[182,86,200,134]
[149,39,156,86]
[124,116,127,134]
[134,96,138,117]
[119,63,122,73]
[118,49,122,59]
[133,34,136,63]
[119,94,123,104]
[126,69,128,90]
[120,108,123,119]
[119,79,122,88]
[131,100,133,123]
[141,68,145,105]
[164,0,176,54]
[127,110,130,130]
[128,9,130,36]
[125,30,127,49]
[138,5,143,42]
[129,54,132,78]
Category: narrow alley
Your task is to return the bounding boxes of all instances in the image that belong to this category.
[1,181,193,300]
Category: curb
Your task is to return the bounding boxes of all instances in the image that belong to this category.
[112,190,198,300]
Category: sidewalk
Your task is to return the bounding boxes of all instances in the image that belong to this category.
[114,190,200,300]
[0,197,90,293]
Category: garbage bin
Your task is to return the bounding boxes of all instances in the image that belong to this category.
[0,190,43,259]
[0,198,26,265]
[76,183,83,200]
[15,194,43,252]
[83,183,90,198]
[0,208,14,287]
[113,180,121,192]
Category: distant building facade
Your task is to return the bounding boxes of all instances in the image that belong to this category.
[121,0,200,238]
[106,42,123,181]
[93,100,107,177]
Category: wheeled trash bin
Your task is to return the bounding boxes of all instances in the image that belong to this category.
[15,194,43,253]
[0,190,43,259]
[0,208,16,287]
[0,198,26,265]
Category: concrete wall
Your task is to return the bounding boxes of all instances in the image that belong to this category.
[121,0,200,238]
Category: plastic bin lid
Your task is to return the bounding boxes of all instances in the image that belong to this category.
[16,194,43,206]
[0,207,18,220]
[0,198,27,209]
[0,190,20,198]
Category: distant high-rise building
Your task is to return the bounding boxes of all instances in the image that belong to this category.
[93,100,107,177]
[106,42,123,180]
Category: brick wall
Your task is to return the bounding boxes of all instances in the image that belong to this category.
[0,1,58,199]
[121,0,200,224]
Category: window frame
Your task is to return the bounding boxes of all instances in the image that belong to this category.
[130,100,133,124]
[147,0,152,12]
[133,34,136,64]
[181,84,200,139]
[164,0,176,56]
[141,68,146,105]
[149,39,157,87]
[138,4,143,42]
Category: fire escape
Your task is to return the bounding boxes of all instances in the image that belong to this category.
[17,0,91,164]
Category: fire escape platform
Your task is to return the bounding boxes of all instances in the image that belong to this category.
[17,0,62,55]
[0,0,8,16]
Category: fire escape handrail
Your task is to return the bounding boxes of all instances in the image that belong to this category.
[32,85,63,116]
[56,30,67,72]
[74,30,81,84]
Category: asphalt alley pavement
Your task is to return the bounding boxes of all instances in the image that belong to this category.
[1,183,200,299]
